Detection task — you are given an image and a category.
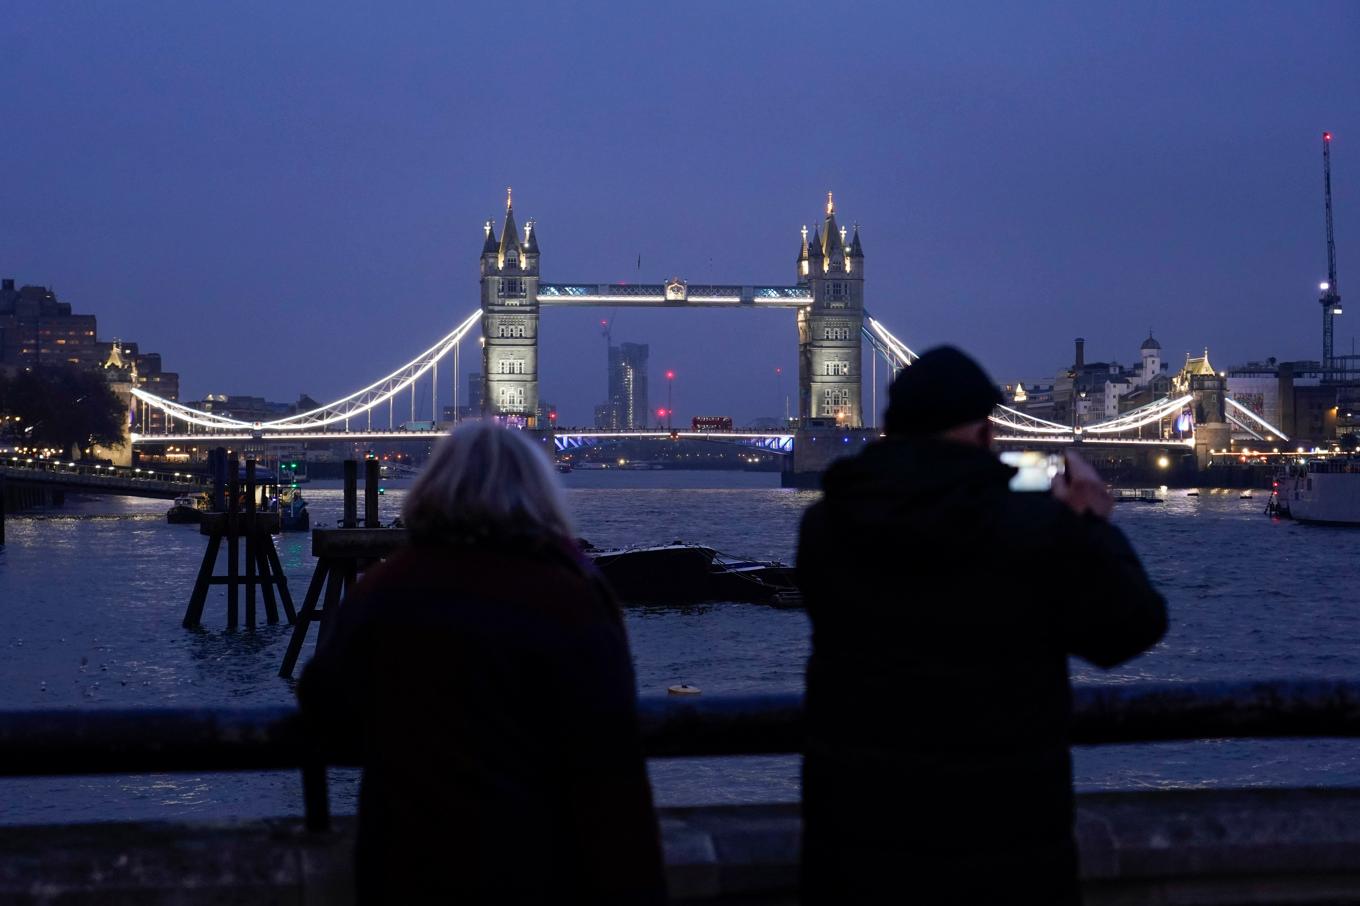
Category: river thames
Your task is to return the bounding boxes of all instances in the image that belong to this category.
[2,470,1359,824]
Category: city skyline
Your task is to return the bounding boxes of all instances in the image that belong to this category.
[2,3,1357,425]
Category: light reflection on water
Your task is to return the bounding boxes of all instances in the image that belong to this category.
[1,473,1359,823]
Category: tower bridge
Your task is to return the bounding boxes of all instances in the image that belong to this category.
[124,190,1288,484]
[480,189,874,428]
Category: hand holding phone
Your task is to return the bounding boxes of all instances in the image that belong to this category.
[1052,450,1114,520]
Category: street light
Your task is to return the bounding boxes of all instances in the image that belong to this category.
[665,370,675,431]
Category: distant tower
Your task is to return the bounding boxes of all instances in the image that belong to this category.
[1140,332,1162,384]
[796,193,864,427]
[480,188,541,424]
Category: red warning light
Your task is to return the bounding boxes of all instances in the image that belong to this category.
[1324,132,1333,142]
[665,370,675,380]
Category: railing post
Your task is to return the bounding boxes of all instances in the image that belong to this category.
[302,761,331,832]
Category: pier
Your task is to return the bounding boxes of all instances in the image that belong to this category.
[0,458,206,502]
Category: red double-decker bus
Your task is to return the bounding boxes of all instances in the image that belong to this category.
[691,416,733,432]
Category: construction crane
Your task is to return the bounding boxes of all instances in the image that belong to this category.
[1320,131,1343,381]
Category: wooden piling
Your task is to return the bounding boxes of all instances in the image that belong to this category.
[226,476,239,631]
[244,461,257,630]
[278,458,419,677]
[364,459,380,528]
[342,461,357,529]
[182,455,292,631]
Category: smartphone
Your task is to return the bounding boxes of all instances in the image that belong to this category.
[1000,451,1066,492]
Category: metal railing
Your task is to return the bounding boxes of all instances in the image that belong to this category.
[2,680,1360,831]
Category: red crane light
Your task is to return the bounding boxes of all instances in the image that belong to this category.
[1324,132,1332,142]
[665,370,675,380]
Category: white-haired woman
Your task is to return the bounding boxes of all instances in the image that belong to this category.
[299,422,666,905]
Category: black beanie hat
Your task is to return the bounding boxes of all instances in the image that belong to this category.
[883,345,1003,436]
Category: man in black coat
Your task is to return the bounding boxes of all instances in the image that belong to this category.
[797,346,1167,904]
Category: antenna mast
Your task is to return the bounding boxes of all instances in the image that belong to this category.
[1321,131,1343,381]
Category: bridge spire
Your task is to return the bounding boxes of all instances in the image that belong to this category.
[499,193,522,263]
[822,195,844,266]
[482,219,498,255]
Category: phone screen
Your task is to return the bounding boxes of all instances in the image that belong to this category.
[1000,451,1066,492]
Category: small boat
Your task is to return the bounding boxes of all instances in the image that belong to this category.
[166,494,209,524]
[277,487,310,532]
[1186,490,1200,497]
[586,543,719,602]
[1111,488,1167,504]
[582,541,799,605]
[1240,490,1254,500]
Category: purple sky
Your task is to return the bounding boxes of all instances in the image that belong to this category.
[3,2,1357,425]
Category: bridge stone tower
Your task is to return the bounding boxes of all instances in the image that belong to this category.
[480,189,541,426]
[796,193,864,427]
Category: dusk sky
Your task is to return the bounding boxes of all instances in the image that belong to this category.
[3,2,1357,425]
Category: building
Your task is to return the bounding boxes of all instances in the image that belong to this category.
[1224,359,1359,446]
[1005,380,1057,420]
[98,340,181,434]
[608,342,649,430]
[0,279,181,438]
[466,371,485,413]
[1051,334,1168,425]
[0,279,100,370]
[592,342,649,430]
[188,394,294,424]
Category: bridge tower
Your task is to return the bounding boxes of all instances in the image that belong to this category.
[796,193,864,427]
[480,189,541,425]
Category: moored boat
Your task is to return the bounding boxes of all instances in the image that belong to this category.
[277,487,310,532]
[1268,458,1360,525]
[582,541,798,605]
[166,494,210,524]
[1111,487,1167,504]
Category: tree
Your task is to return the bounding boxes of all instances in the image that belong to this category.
[0,366,126,455]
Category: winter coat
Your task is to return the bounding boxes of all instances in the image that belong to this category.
[797,438,1167,904]
[298,533,667,905]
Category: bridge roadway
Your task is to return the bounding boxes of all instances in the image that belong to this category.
[135,428,1192,450]
[1,458,207,500]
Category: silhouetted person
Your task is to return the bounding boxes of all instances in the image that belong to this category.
[797,346,1167,904]
[299,423,666,905]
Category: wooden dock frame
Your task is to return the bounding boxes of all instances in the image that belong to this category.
[183,460,295,631]
[279,459,407,679]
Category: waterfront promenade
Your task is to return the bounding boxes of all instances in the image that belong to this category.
[5,475,1360,901]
